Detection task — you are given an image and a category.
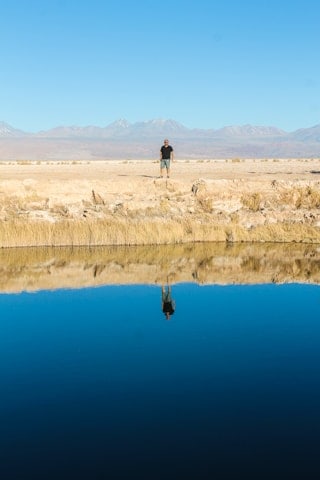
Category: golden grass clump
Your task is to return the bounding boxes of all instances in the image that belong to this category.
[197,196,213,213]
[241,192,262,212]
[280,186,320,209]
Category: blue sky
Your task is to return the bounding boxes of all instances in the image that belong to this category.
[1,0,319,132]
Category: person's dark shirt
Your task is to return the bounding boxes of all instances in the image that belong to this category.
[160,145,173,160]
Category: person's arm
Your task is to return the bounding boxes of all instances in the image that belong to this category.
[171,148,174,162]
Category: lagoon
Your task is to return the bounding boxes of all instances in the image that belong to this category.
[1,244,320,478]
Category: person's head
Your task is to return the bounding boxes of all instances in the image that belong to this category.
[164,139,169,146]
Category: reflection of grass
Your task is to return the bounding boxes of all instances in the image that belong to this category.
[1,242,320,293]
[241,256,262,272]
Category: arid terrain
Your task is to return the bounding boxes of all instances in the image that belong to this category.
[1,158,320,248]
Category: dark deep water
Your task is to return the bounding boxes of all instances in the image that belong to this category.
[1,282,320,479]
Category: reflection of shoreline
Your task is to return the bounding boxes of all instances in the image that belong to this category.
[1,242,320,293]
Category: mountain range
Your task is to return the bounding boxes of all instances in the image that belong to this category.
[0,119,320,160]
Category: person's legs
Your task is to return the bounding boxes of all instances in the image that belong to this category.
[160,159,171,177]
[165,159,170,178]
[160,159,166,177]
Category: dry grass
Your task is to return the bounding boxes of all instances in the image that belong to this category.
[241,192,262,212]
[2,160,320,248]
[280,186,320,209]
[1,213,320,248]
[197,196,213,212]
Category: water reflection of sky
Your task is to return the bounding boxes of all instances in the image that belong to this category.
[1,283,320,478]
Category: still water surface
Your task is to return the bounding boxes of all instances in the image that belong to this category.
[1,278,320,478]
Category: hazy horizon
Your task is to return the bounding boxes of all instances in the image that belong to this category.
[1,117,319,135]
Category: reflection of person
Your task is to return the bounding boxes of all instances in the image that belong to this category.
[160,139,174,178]
[162,284,176,320]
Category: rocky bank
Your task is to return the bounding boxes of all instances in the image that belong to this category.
[1,159,320,247]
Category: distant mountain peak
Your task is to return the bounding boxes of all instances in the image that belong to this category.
[216,124,286,137]
[135,118,188,133]
[148,118,176,125]
[109,118,131,128]
[291,124,320,141]
[0,121,29,137]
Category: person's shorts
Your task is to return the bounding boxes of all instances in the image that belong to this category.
[161,158,170,169]
[162,292,172,303]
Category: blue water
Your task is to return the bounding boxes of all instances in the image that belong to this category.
[1,283,320,479]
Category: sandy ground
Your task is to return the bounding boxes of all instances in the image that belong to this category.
[1,158,320,206]
[1,158,320,183]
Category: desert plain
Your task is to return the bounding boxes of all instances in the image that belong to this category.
[1,157,320,248]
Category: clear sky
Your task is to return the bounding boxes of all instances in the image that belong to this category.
[1,0,319,132]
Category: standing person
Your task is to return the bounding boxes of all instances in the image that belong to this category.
[160,139,174,178]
